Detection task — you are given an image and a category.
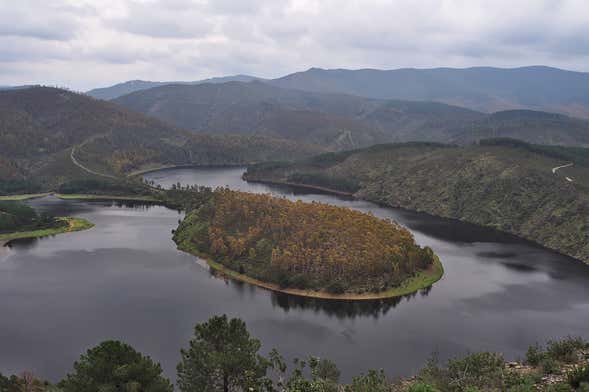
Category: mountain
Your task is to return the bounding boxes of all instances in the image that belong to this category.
[269,66,589,119]
[0,87,320,194]
[113,80,589,148]
[86,75,260,100]
[245,139,589,264]
[112,81,486,150]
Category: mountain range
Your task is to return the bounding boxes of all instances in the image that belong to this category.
[111,80,589,149]
[89,66,589,119]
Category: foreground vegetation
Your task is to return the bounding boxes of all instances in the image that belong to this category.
[2,315,588,392]
[245,139,589,264]
[172,187,439,297]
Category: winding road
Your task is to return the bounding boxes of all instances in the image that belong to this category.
[70,143,117,179]
[551,162,574,182]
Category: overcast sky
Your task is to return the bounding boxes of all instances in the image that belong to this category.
[1,0,588,90]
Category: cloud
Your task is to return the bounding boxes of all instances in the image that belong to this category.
[0,0,588,90]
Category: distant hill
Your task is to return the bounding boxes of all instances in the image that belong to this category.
[86,75,260,100]
[113,80,589,148]
[245,139,589,264]
[0,87,320,194]
[269,66,589,119]
[449,110,589,146]
[113,81,485,150]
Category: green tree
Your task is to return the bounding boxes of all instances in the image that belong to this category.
[177,315,270,392]
[59,340,172,392]
[345,369,391,392]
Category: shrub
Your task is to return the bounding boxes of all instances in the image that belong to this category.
[526,343,546,366]
[569,364,589,389]
[547,383,574,392]
[346,369,391,392]
[408,382,440,392]
[446,352,505,390]
[541,358,559,375]
[548,337,586,363]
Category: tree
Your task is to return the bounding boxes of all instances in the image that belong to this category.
[177,315,270,392]
[59,340,173,392]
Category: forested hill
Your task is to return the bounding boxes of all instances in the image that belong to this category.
[0,87,321,194]
[245,139,589,264]
[173,187,441,297]
[112,80,589,148]
[269,66,589,119]
[112,80,484,150]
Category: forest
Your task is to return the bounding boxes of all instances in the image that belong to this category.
[173,188,437,295]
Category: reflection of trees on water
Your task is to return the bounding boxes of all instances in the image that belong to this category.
[269,285,434,320]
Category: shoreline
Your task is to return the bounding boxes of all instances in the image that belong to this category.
[242,176,356,196]
[53,193,159,202]
[0,217,94,244]
[177,241,444,301]
[245,177,589,266]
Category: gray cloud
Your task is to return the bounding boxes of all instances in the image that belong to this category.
[0,0,588,90]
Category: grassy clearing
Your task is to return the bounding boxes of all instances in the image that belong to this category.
[0,217,94,242]
[54,193,158,202]
[178,240,444,300]
[0,193,51,201]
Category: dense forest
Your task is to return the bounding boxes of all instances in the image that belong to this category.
[1,314,588,392]
[245,139,589,265]
[173,188,438,295]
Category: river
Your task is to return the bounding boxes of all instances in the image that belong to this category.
[1,166,588,383]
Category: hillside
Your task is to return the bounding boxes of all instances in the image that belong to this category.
[86,75,259,100]
[0,87,320,194]
[245,139,589,264]
[113,81,487,149]
[449,110,589,146]
[173,187,441,298]
[113,80,589,148]
[270,66,589,119]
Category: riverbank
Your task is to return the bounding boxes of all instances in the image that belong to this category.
[0,193,51,201]
[245,177,589,266]
[177,240,444,301]
[54,193,158,202]
[0,217,94,243]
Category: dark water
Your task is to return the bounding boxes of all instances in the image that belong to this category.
[1,167,588,383]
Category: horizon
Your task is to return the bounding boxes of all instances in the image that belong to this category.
[4,64,589,92]
[2,1,589,90]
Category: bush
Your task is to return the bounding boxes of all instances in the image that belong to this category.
[446,352,505,390]
[346,369,391,392]
[541,358,559,375]
[548,337,586,363]
[526,343,546,366]
[569,364,589,389]
[407,382,440,392]
[547,383,574,392]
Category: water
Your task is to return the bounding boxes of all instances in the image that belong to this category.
[1,166,588,383]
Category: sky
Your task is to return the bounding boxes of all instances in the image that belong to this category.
[1,0,588,90]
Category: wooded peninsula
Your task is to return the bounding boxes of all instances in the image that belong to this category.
[173,187,442,299]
